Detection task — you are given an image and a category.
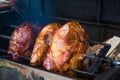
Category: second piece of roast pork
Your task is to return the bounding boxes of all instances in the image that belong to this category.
[30,23,61,66]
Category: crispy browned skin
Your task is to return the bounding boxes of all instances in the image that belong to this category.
[30,23,61,66]
[7,22,34,61]
[43,22,89,76]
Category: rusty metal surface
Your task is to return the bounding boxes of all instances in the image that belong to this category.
[0,58,80,80]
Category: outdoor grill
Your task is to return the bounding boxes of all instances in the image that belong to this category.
[0,0,120,80]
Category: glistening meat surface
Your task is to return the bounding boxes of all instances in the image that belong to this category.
[7,22,35,61]
[30,23,61,66]
[43,22,89,76]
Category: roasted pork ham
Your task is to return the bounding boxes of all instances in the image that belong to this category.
[30,23,61,66]
[43,22,89,76]
[7,22,35,61]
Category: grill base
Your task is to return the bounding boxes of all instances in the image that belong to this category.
[0,56,77,80]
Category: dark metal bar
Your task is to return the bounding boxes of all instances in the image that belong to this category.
[0,10,12,14]
[40,0,44,16]
[88,59,102,74]
[44,15,120,30]
[0,49,6,53]
[98,0,102,22]
[0,35,10,39]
